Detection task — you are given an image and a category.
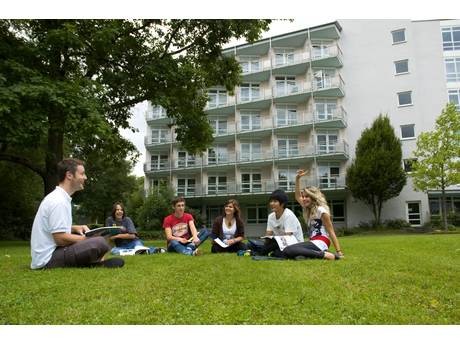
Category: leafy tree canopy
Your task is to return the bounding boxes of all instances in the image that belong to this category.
[0,19,272,194]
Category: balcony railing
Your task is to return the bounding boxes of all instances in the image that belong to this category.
[313,74,345,91]
[144,136,173,146]
[274,111,313,128]
[272,82,311,98]
[272,52,310,67]
[314,106,347,123]
[144,161,171,172]
[314,139,349,156]
[273,144,315,159]
[240,59,271,74]
[205,95,236,110]
[311,43,343,61]
[236,117,272,132]
[172,176,346,197]
[237,87,272,104]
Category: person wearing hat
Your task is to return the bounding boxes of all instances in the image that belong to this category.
[282,169,344,260]
[256,189,304,257]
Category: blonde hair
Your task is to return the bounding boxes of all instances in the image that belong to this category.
[301,186,330,223]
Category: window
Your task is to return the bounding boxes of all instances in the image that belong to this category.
[329,200,345,222]
[278,168,297,191]
[208,90,227,108]
[313,69,335,90]
[448,89,460,110]
[240,142,262,161]
[277,137,299,158]
[240,111,261,131]
[177,151,195,168]
[247,205,269,224]
[206,207,221,228]
[397,91,412,106]
[207,145,228,165]
[407,201,421,226]
[207,176,227,195]
[276,105,297,126]
[392,29,406,44]
[241,173,262,193]
[315,99,337,120]
[312,41,332,59]
[274,48,295,66]
[151,105,167,119]
[209,118,228,135]
[442,26,460,51]
[149,178,167,191]
[394,59,409,74]
[318,165,340,188]
[240,56,261,73]
[240,83,261,102]
[275,76,297,96]
[403,158,417,172]
[317,132,338,154]
[400,124,415,139]
[445,58,460,82]
[150,129,169,144]
[177,178,196,196]
[150,154,168,170]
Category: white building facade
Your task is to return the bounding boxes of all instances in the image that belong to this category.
[144,19,460,236]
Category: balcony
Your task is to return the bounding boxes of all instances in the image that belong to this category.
[311,44,343,68]
[274,111,314,134]
[144,135,173,149]
[145,109,170,125]
[315,139,349,160]
[237,149,273,165]
[236,117,273,139]
[240,59,271,82]
[236,88,272,110]
[314,106,347,128]
[272,52,310,75]
[175,175,346,199]
[273,144,315,163]
[272,82,312,103]
[312,74,345,97]
[204,95,236,115]
[212,125,236,143]
[144,161,171,175]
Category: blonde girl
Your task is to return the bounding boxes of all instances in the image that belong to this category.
[283,169,344,260]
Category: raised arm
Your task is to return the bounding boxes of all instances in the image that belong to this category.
[295,169,309,205]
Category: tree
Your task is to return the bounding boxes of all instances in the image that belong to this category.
[0,19,271,195]
[346,114,407,226]
[412,103,460,230]
[137,184,175,234]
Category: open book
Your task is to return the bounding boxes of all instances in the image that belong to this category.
[118,245,150,256]
[85,226,125,238]
[260,234,298,251]
[214,238,229,248]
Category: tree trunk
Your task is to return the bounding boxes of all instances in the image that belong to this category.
[44,114,65,195]
[441,187,448,231]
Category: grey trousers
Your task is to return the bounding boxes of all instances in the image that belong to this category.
[45,237,110,268]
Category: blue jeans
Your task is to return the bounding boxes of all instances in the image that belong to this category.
[167,228,210,255]
[111,238,157,255]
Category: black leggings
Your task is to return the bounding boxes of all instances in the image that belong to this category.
[283,241,326,260]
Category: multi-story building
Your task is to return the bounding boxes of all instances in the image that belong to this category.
[144,19,460,236]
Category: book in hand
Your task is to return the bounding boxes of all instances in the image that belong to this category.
[85,226,125,238]
[118,245,150,256]
[260,234,298,251]
[214,238,229,248]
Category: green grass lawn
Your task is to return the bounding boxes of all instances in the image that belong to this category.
[0,233,459,325]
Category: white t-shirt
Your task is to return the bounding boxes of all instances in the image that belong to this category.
[222,218,236,240]
[30,186,72,269]
[267,208,304,243]
[307,206,330,251]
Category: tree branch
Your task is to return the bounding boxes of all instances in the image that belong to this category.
[161,20,185,59]
[0,153,46,179]
[167,27,213,57]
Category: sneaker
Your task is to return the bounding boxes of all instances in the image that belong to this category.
[151,247,166,254]
[243,250,252,256]
[192,248,202,256]
[92,258,125,268]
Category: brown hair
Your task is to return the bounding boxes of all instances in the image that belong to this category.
[223,199,243,223]
[57,158,85,182]
[172,196,185,207]
[111,201,126,219]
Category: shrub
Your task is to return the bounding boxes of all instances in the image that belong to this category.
[384,219,412,229]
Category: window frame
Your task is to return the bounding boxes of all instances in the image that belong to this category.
[397,91,413,107]
[391,29,406,44]
[394,59,409,75]
[400,124,416,140]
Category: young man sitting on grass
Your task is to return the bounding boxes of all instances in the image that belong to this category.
[163,197,210,256]
[30,158,124,269]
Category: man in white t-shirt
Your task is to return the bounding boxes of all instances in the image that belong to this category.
[257,189,304,257]
[30,158,124,269]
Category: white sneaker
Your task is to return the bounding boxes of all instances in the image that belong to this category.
[192,248,202,256]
